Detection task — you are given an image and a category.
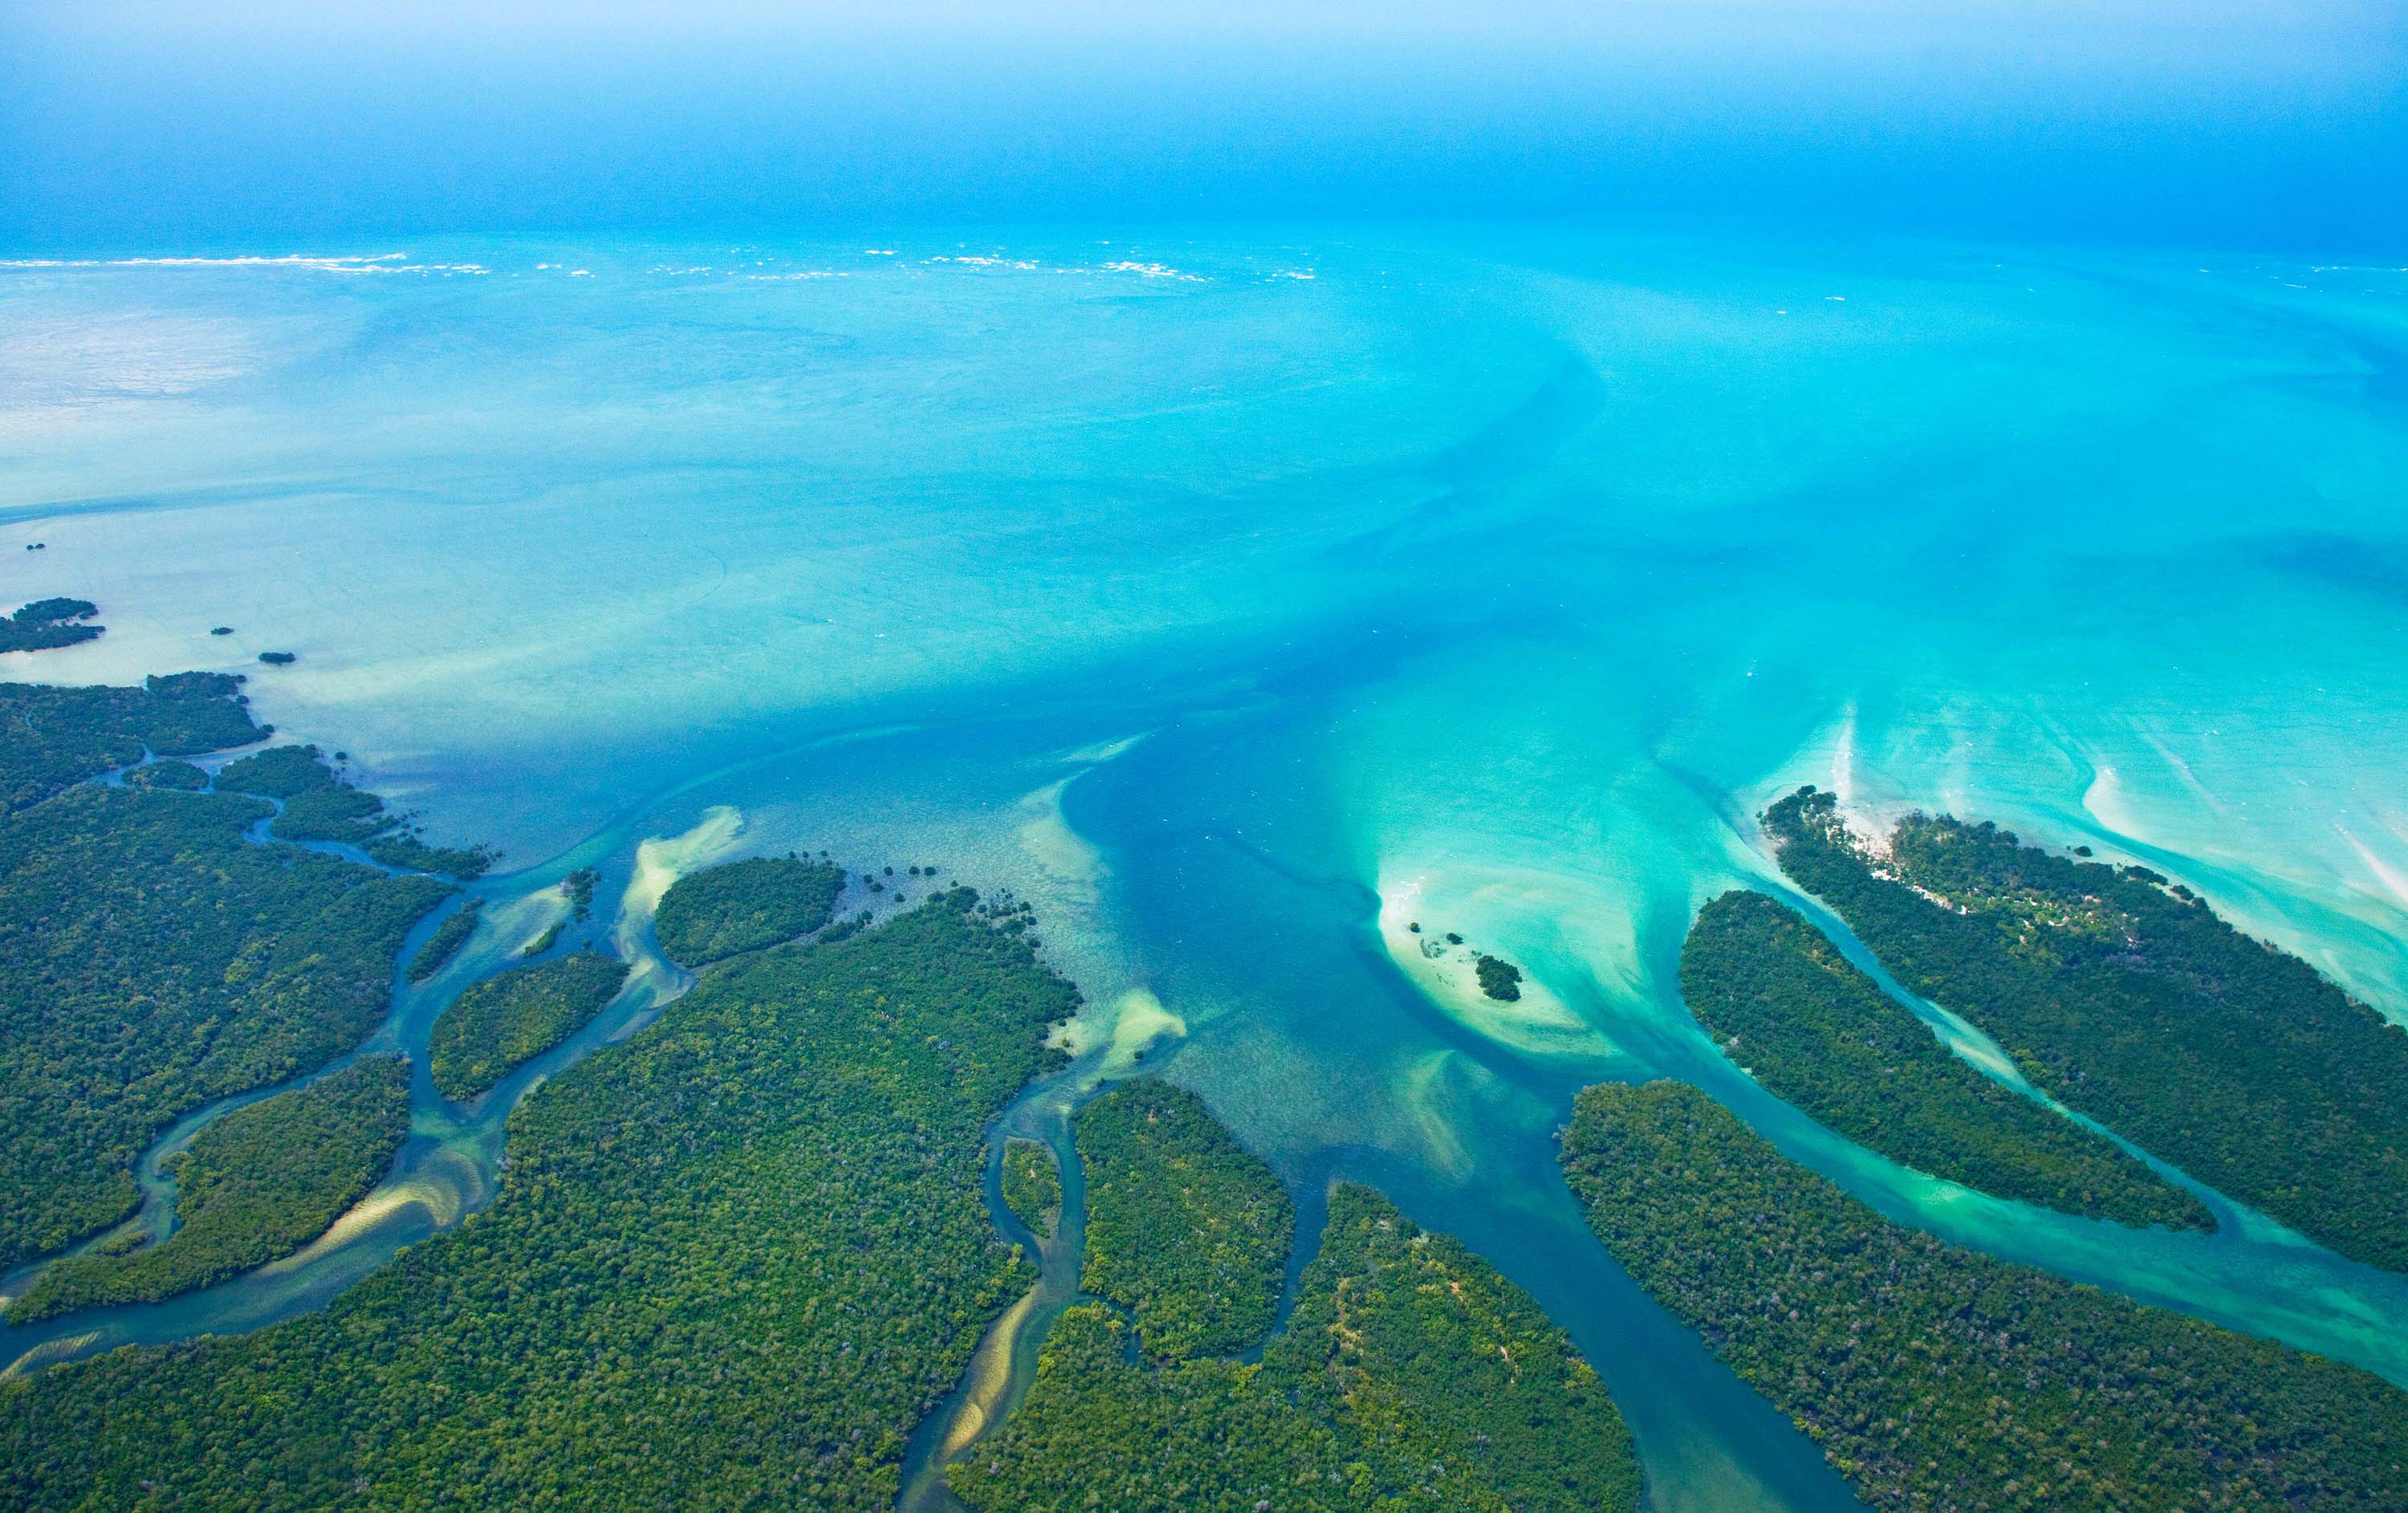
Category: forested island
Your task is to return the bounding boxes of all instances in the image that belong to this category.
[954,1114,1640,1513]
[563,864,600,919]
[1474,952,1523,1001]
[1076,1080,1296,1359]
[426,949,631,1101]
[0,597,103,653]
[521,866,602,959]
[405,897,484,982]
[2,885,1082,1511]
[652,854,845,966]
[1001,1137,1062,1236]
[1560,1079,2408,1512]
[0,677,449,1269]
[1764,786,2408,1271]
[1681,889,2209,1229]
[7,1056,413,1322]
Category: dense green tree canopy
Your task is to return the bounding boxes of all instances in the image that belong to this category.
[2,889,1080,1512]
[954,1183,1641,1513]
[1474,953,1523,1002]
[0,673,261,812]
[0,597,103,653]
[1765,786,2408,1272]
[1076,1080,1295,1360]
[122,759,210,791]
[1001,1137,1062,1237]
[1682,889,2207,1229]
[1562,1080,2408,1513]
[653,856,846,966]
[0,780,447,1267]
[427,950,631,1102]
[9,1056,414,1322]
[405,897,484,984]
[219,743,491,878]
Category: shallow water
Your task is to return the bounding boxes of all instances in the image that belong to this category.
[4,226,2406,1504]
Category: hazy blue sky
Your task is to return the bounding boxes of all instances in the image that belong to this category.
[4,0,2403,250]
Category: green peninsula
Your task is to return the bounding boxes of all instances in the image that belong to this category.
[8,1056,413,1323]
[219,742,492,878]
[1561,1079,2408,1513]
[0,597,103,653]
[1076,1080,1295,1359]
[653,854,846,966]
[123,759,209,791]
[427,949,631,1101]
[1765,786,2408,1271]
[1682,889,2209,1230]
[1,888,1079,1512]
[1,673,261,812]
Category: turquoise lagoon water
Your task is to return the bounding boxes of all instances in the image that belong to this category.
[4,227,2408,1509]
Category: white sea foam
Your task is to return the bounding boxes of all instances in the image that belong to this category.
[1100,260,1205,282]
[0,254,486,276]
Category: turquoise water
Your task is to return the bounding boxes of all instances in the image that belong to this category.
[5,226,2408,1507]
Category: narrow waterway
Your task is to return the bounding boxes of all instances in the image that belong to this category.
[895,1080,1089,1513]
[0,764,731,1377]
